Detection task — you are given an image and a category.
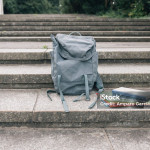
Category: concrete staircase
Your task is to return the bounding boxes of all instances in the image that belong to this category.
[0,14,150,127]
[0,14,150,42]
[0,42,149,89]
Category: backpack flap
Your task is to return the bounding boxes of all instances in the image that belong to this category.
[56,34,95,61]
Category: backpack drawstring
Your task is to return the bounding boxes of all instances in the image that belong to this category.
[88,89,104,109]
[47,89,56,101]
[73,93,85,102]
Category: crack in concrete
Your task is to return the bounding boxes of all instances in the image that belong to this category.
[104,129,115,150]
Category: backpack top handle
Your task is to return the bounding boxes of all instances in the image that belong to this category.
[69,32,82,36]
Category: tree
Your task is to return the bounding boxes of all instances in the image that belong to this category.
[3,0,60,14]
[60,0,106,14]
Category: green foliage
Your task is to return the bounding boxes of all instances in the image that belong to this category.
[3,0,150,17]
[43,45,48,50]
[100,10,124,18]
[3,0,18,14]
[143,0,150,15]
[113,0,149,17]
[4,0,60,14]
[129,0,145,17]
[60,0,84,13]
[17,0,51,14]
[60,0,106,14]
[61,0,150,17]
[48,0,60,13]
[82,0,106,14]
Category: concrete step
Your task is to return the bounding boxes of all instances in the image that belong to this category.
[2,128,149,150]
[1,31,150,37]
[0,49,48,64]
[0,36,150,42]
[1,26,150,31]
[0,63,149,88]
[0,14,80,21]
[0,128,150,150]
[1,21,150,26]
[0,42,149,49]
[0,88,150,128]
[0,48,149,64]
[0,14,150,22]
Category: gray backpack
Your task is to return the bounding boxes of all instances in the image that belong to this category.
[47,32,104,112]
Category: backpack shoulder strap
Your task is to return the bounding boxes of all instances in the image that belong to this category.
[95,72,104,92]
[47,75,69,113]
[58,75,69,112]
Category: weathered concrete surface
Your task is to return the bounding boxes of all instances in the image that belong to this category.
[0,128,112,150]
[0,42,149,49]
[1,22,150,26]
[1,31,150,37]
[106,128,150,150]
[0,48,150,63]
[0,127,150,150]
[32,89,150,127]
[0,36,150,42]
[0,89,37,122]
[1,26,150,31]
[0,88,150,127]
[0,14,150,22]
[0,49,46,60]
[0,63,148,88]
[0,14,149,42]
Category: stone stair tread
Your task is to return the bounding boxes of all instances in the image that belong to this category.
[98,63,150,74]
[0,88,149,126]
[0,36,150,42]
[1,22,150,26]
[0,14,150,22]
[1,26,150,31]
[0,47,150,52]
[99,48,150,51]
[0,36,150,39]
[1,31,149,32]
[0,63,149,88]
[0,42,150,49]
[0,63,149,74]
[0,49,46,52]
[0,48,150,61]
[1,36,150,38]
[1,31,150,37]
[0,64,50,74]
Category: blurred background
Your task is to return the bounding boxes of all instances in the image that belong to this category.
[3,0,150,18]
